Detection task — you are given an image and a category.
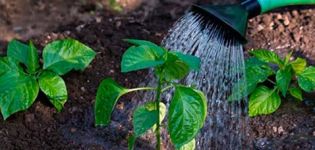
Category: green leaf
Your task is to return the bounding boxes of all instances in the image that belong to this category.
[0,57,39,119]
[43,39,96,75]
[160,53,189,81]
[168,86,207,148]
[178,139,195,150]
[246,58,274,92]
[95,78,129,126]
[109,0,123,11]
[27,42,40,73]
[133,102,166,136]
[124,39,165,57]
[297,66,315,92]
[229,58,273,101]
[128,134,136,150]
[250,49,283,66]
[249,86,281,117]
[170,52,201,70]
[38,71,68,112]
[289,87,303,101]
[121,45,165,72]
[7,40,40,74]
[276,66,292,96]
[290,57,307,74]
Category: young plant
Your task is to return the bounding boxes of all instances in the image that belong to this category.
[94,39,207,150]
[230,49,315,117]
[0,39,96,120]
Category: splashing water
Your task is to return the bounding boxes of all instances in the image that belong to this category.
[161,12,249,149]
[132,11,249,149]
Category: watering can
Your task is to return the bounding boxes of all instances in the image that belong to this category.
[192,0,315,43]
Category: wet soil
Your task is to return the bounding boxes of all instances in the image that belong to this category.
[0,0,314,149]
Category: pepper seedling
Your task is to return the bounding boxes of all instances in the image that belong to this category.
[230,49,315,117]
[0,39,96,120]
[95,39,207,150]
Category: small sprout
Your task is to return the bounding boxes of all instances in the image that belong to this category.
[230,49,315,117]
[0,39,96,119]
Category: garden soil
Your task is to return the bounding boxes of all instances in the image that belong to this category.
[0,0,314,149]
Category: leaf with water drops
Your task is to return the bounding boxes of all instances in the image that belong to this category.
[95,78,129,126]
[250,49,283,67]
[121,45,165,73]
[0,57,39,120]
[43,39,96,75]
[168,86,207,148]
[297,66,315,92]
[38,71,68,112]
[249,86,281,117]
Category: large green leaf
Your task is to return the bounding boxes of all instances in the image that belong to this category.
[289,87,303,101]
[229,58,273,101]
[95,78,129,126]
[121,45,165,73]
[170,52,201,71]
[250,49,283,66]
[297,67,315,92]
[249,86,281,117]
[178,139,195,150]
[43,39,96,75]
[276,66,292,96]
[124,39,165,57]
[160,53,189,81]
[133,102,166,136]
[38,71,68,112]
[7,40,40,74]
[0,57,39,119]
[290,57,306,74]
[168,86,207,148]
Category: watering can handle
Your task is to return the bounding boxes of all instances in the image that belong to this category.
[257,0,315,13]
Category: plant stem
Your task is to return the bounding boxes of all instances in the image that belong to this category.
[267,79,276,85]
[155,78,163,150]
[161,85,173,92]
[128,87,156,93]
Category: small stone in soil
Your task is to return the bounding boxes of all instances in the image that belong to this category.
[255,138,272,149]
[24,113,35,123]
[273,126,277,133]
[278,126,284,134]
[70,128,77,133]
[80,86,86,92]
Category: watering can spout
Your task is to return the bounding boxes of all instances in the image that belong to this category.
[191,0,315,43]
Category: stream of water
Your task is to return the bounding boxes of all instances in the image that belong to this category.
[161,12,248,149]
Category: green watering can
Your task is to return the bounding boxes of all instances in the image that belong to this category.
[192,0,315,43]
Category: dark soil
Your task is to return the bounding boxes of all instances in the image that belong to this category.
[0,0,314,149]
